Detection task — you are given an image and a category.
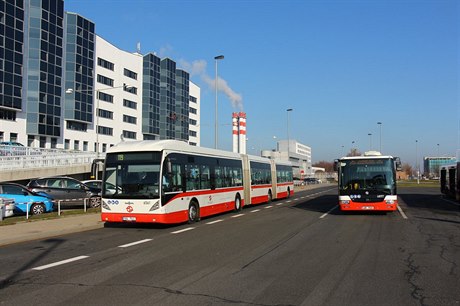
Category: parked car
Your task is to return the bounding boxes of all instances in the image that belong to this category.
[81,180,119,195]
[27,176,101,208]
[304,178,322,184]
[0,141,26,156]
[0,197,15,218]
[0,182,54,215]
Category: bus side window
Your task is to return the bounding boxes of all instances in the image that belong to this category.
[186,164,200,190]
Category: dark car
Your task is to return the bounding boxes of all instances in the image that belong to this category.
[304,178,321,184]
[0,182,54,215]
[27,176,101,208]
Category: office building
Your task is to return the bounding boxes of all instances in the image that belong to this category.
[0,0,200,151]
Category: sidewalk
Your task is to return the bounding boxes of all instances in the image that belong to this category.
[0,213,103,247]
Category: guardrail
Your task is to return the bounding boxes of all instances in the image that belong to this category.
[0,148,100,172]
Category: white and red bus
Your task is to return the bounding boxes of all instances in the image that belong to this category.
[334,151,402,212]
[101,140,293,224]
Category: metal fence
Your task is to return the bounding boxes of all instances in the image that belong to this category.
[0,146,102,172]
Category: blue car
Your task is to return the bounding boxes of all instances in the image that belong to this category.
[0,182,54,215]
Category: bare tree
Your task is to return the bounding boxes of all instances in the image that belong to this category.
[347,148,361,157]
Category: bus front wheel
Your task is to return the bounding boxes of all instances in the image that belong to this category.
[234,195,242,212]
[188,201,200,223]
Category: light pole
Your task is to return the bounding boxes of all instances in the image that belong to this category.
[286,108,293,160]
[416,140,419,184]
[437,143,440,157]
[368,133,372,151]
[214,55,224,149]
[66,84,132,158]
[377,121,382,152]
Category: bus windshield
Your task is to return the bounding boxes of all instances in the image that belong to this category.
[339,158,395,194]
[103,152,162,199]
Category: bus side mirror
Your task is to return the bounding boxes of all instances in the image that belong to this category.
[395,157,402,171]
[333,160,339,171]
[166,158,172,175]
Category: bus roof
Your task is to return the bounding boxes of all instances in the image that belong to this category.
[339,154,396,161]
[107,140,293,166]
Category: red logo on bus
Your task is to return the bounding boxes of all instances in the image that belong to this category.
[126,206,133,213]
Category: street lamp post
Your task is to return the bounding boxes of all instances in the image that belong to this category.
[214,55,224,149]
[368,133,372,151]
[66,84,132,159]
[377,121,382,152]
[286,108,293,160]
[416,140,419,184]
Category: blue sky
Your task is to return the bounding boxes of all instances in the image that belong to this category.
[65,0,458,166]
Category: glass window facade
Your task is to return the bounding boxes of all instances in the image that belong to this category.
[0,0,24,111]
[25,0,64,137]
[142,53,161,139]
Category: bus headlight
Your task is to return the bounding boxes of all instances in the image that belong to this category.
[102,201,111,210]
[340,200,350,205]
[149,201,160,211]
[385,200,395,204]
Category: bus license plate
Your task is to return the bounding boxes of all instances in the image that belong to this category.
[122,216,136,222]
[362,206,374,210]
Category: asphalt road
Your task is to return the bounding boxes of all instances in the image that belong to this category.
[0,186,459,306]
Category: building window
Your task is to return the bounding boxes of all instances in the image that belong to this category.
[65,139,70,150]
[98,92,113,103]
[190,95,197,103]
[66,121,88,131]
[83,141,88,151]
[74,140,79,151]
[190,107,197,114]
[97,126,113,136]
[123,99,137,109]
[51,138,57,149]
[0,109,16,121]
[123,115,137,124]
[98,109,113,119]
[190,119,197,125]
[123,68,137,80]
[122,130,136,139]
[124,86,137,95]
[97,57,114,71]
[97,74,114,86]
[190,130,197,137]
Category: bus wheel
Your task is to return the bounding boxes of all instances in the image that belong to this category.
[234,195,242,212]
[268,190,273,203]
[188,201,200,223]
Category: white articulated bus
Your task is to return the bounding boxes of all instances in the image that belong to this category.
[101,140,293,224]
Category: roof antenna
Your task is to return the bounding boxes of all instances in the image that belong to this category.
[136,42,141,54]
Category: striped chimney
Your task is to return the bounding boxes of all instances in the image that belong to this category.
[232,112,239,153]
[238,112,247,154]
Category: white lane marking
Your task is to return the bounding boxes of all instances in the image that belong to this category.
[231,213,245,218]
[265,205,273,209]
[171,227,195,234]
[33,256,89,271]
[250,209,261,213]
[276,203,283,206]
[206,219,224,225]
[319,205,338,219]
[286,200,292,203]
[118,239,153,248]
[397,205,408,219]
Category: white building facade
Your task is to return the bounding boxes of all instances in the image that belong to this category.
[261,139,312,178]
